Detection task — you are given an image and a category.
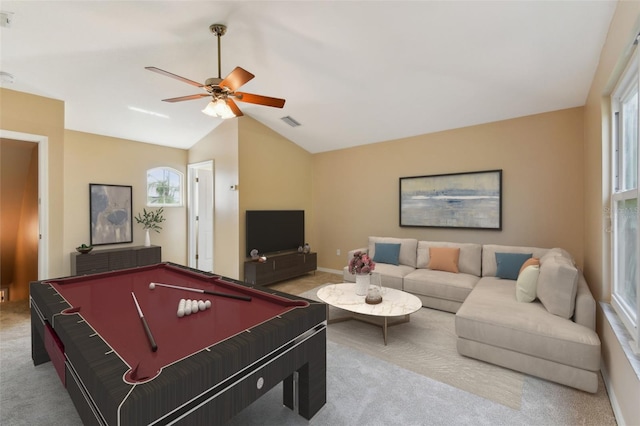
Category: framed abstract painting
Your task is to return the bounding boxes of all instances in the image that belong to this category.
[89,183,133,245]
[399,170,502,230]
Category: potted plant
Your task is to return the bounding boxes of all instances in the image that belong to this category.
[134,207,165,246]
[348,251,376,296]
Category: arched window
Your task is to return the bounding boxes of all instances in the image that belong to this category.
[146,167,183,206]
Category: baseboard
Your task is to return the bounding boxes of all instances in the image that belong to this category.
[317,267,343,276]
[600,364,626,426]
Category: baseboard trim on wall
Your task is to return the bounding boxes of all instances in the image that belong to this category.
[317,266,342,276]
[600,363,625,426]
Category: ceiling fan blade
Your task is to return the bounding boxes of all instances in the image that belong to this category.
[227,99,244,117]
[145,66,203,88]
[219,67,255,91]
[162,94,210,103]
[234,92,286,108]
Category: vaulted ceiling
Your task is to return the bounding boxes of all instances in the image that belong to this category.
[0,1,616,153]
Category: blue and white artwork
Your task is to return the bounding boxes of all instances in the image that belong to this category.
[90,184,133,245]
[400,170,502,229]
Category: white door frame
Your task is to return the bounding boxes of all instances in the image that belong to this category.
[187,160,214,271]
[0,129,49,279]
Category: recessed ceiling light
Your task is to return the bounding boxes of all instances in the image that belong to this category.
[128,106,169,119]
[281,116,301,127]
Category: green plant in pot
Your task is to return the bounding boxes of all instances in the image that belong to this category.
[135,207,165,246]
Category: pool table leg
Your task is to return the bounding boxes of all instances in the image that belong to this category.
[283,328,327,420]
[31,305,50,366]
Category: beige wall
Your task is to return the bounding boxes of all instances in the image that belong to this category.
[583,3,640,425]
[238,117,314,264]
[313,108,585,271]
[187,116,313,280]
[0,88,65,278]
[188,119,240,279]
[63,130,188,272]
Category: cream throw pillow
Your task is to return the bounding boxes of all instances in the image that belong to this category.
[516,265,540,302]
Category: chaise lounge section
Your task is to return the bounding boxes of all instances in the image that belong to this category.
[343,237,601,393]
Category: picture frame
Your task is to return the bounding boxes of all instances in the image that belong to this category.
[399,170,502,229]
[89,183,133,245]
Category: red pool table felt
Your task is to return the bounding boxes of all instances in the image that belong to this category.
[45,264,307,383]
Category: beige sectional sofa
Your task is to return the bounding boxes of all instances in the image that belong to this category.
[343,236,601,393]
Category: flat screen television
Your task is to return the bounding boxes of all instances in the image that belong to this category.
[246,210,305,257]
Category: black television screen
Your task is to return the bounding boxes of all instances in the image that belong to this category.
[246,210,305,257]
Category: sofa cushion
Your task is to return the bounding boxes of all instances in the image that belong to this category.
[495,252,532,280]
[373,243,401,265]
[537,254,579,319]
[417,241,482,276]
[428,247,460,273]
[404,269,479,303]
[516,265,539,303]
[455,277,600,371]
[369,237,418,268]
[482,245,550,277]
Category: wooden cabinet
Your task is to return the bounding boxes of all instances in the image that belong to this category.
[71,246,161,275]
[244,252,317,286]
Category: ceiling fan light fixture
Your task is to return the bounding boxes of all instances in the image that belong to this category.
[202,99,235,119]
[149,23,285,118]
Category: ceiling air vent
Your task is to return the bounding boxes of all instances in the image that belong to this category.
[281,116,301,127]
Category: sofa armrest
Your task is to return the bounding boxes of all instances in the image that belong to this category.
[573,273,596,331]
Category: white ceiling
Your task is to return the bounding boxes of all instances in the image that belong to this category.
[0,1,616,154]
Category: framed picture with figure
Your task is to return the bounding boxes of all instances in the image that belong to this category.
[90,183,133,245]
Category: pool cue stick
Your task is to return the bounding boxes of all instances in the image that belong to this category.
[150,282,252,301]
[131,292,158,352]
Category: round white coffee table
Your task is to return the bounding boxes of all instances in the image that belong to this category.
[316,283,422,345]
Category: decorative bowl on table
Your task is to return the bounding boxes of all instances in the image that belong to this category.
[76,245,93,254]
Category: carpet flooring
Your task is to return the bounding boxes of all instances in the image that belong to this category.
[296,284,616,424]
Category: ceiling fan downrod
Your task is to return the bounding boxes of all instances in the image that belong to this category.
[209,24,227,80]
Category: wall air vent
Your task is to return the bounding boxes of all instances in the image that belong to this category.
[281,116,301,127]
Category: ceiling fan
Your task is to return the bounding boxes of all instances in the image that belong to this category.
[146,24,285,119]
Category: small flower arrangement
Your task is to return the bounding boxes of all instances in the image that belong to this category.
[134,207,165,232]
[348,250,375,275]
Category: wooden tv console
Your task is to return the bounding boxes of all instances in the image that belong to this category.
[244,252,317,286]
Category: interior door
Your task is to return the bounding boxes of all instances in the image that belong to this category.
[188,161,214,272]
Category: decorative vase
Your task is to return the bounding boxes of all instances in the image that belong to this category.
[144,229,151,247]
[365,273,383,304]
[355,273,370,296]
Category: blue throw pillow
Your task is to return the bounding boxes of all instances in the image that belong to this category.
[495,252,532,280]
[373,243,401,265]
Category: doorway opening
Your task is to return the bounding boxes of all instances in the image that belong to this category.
[0,129,49,301]
[187,161,214,272]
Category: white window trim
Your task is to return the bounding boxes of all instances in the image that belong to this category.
[610,41,640,353]
[146,167,184,207]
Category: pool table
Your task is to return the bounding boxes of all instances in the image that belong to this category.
[30,262,326,425]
